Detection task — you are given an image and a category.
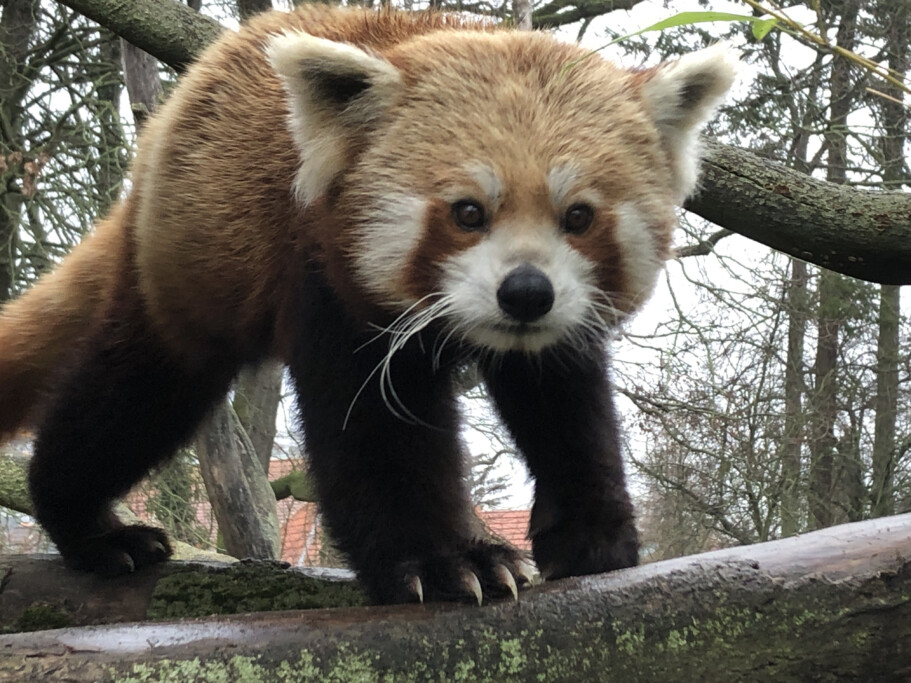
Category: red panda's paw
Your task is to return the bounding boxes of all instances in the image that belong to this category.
[387,540,537,606]
[531,517,640,581]
[62,524,173,577]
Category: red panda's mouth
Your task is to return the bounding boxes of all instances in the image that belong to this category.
[489,321,544,336]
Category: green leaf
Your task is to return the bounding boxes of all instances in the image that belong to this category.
[606,11,780,46]
[751,17,780,41]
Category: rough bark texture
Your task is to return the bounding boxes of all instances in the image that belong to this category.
[0,557,360,631]
[195,402,280,561]
[120,40,162,126]
[872,284,900,516]
[0,450,30,516]
[512,0,532,30]
[808,270,841,530]
[271,469,318,503]
[0,514,909,680]
[0,0,40,304]
[686,140,911,284]
[56,0,222,70]
[532,0,645,29]
[779,258,807,537]
[232,361,284,472]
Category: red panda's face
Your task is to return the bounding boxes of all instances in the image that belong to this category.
[347,151,675,353]
[268,28,736,352]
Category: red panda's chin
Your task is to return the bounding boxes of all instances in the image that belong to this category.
[463,322,567,353]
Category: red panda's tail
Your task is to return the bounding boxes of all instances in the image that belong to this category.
[0,205,125,442]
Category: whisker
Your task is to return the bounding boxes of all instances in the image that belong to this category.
[347,295,457,429]
[354,293,443,353]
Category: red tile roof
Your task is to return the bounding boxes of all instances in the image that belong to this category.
[480,509,532,551]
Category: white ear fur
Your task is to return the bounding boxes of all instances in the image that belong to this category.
[640,43,738,201]
[267,32,402,205]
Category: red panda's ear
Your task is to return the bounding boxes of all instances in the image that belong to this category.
[267,32,403,205]
[639,43,738,202]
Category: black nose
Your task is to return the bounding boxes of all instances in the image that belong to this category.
[496,264,555,323]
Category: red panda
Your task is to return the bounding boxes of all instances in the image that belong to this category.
[0,5,735,604]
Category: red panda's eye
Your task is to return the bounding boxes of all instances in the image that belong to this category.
[563,204,594,235]
[452,200,487,232]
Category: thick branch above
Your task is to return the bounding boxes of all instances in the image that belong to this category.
[56,0,222,69]
[686,140,911,285]
[0,514,909,681]
[532,0,646,29]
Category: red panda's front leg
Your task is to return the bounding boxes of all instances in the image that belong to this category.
[483,347,640,581]
[286,271,532,604]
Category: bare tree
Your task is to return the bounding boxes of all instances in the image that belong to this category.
[870,0,909,518]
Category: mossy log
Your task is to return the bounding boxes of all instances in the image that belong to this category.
[0,513,909,682]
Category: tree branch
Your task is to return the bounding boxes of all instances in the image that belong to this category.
[686,140,911,285]
[56,0,222,69]
[533,0,646,29]
[1,514,909,678]
[675,228,733,259]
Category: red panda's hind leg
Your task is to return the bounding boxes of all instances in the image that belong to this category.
[28,277,238,576]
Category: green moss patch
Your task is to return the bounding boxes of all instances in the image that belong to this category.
[148,561,365,619]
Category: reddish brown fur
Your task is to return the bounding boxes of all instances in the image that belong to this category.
[0,208,121,439]
[0,7,693,433]
[0,7,498,436]
[0,6,734,603]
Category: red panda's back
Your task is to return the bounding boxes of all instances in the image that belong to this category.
[128,7,490,359]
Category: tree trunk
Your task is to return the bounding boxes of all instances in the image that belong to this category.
[1,514,909,680]
[870,0,908,518]
[195,402,280,561]
[512,0,531,30]
[92,31,126,218]
[872,284,900,516]
[808,270,841,530]
[779,258,807,536]
[232,361,283,472]
[120,40,161,127]
[807,0,860,530]
[0,0,40,303]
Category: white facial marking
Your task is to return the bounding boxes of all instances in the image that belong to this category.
[612,202,663,308]
[548,164,606,216]
[439,227,599,352]
[439,162,504,210]
[548,164,579,207]
[353,192,428,305]
[467,162,502,207]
